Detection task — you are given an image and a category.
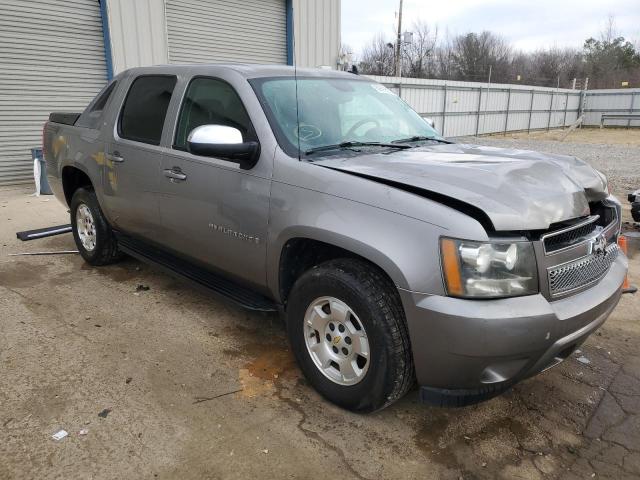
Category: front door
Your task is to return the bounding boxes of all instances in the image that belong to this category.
[102,75,177,240]
[157,77,272,288]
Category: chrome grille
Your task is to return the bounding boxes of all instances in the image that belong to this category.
[544,221,598,253]
[548,244,619,296]
[542,215,600,254]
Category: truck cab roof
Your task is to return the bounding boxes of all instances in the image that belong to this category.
[116,64,363,80]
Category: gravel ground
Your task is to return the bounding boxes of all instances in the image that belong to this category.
[459,129,640,206]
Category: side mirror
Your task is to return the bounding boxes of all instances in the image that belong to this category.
[187,125,260,170]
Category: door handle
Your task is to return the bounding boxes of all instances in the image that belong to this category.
[107,151,124,163]
[163,168,187,181]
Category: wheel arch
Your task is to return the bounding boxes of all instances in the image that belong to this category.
[61,165,93,206]
[272,228,409,306]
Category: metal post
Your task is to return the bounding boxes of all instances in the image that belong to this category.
[395,0,403,77]
[628,92,635,128]
[475,87,483,136]
[441,84,447,136]
[480,65,492,135]
[578,90,586,129]
[503,88,511,135]
[546,91,554,131]
[563,92,569,127]
[527,90,534,133]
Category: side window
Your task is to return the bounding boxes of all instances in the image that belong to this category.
[119,75,177,145]
[75,81,117,129]
[174,77,256,150]
[91,81,117,113]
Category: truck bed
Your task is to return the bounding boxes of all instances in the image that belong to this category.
[48,112,81,126]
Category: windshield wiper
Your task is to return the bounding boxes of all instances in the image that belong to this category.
[392,135,453,144]
[305,141,411,155]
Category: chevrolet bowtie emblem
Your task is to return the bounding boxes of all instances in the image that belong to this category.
[591,233,607,255]
[333,336,341,345]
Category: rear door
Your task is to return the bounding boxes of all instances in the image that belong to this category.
[102,75,177,239]
[157,76,272,288]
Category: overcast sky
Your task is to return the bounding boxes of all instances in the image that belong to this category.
[341,0,640,57]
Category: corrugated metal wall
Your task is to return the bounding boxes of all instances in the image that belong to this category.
[367,76,583,137]
[583,89,640,127]
[0,0,108,185]
[107,0,169,75]
[165,0,287,64]
[293,0,341,68]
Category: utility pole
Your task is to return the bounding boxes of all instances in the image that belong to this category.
[395,0,403,77]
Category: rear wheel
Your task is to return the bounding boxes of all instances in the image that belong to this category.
[287,258,414,412]
[70,187,122,266]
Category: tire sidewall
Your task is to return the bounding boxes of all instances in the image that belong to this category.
[287,265,398,412]
[70,188,109,264]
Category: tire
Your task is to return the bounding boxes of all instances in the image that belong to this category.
[286,258,414,413]
[70,187,122,266]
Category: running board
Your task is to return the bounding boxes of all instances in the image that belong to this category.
[17,224,72,241]
[115,233,279,312]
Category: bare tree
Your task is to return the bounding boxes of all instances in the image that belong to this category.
[402,20,438,78]
[357,14,639,88]
[583,15,640,88]
[448,31,511,82]
[359,33,395,76]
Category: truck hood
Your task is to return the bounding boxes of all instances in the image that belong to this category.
[313,143,608,231]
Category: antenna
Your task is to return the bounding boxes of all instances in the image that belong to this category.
[292,5,301,161]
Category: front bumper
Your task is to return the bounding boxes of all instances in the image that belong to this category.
[399,254,627,406]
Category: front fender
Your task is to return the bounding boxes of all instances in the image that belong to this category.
[266,180,470,301]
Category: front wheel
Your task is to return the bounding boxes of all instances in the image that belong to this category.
[70,187,122,266]
[286,258,414,412]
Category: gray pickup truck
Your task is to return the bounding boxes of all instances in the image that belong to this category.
[44,65,628,412]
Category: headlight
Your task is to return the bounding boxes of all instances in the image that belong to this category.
[440,238,538,298]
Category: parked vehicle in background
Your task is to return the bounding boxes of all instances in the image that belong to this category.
[629,190,640,223]
[43,65,628,412]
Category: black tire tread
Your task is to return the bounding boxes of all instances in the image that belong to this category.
[70,187,122,266]
[290,258,415,412]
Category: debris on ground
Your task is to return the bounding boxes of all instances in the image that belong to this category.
[125,377,132,384]
[51,430,68,441]
[98,408,112,418]
[136,284,150,292]
[79,429,89,436]
[576,356,591,365]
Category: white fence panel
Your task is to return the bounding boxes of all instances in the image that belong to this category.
[583,89,640,128]
[367,75,586,137]
[367,75,639,137]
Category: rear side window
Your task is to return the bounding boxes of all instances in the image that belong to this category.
[174,77,256,150]
[92,81,117,113]
[119,75,177,145]
[75,81,117,129]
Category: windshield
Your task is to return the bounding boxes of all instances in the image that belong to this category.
[251,77,442,157]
